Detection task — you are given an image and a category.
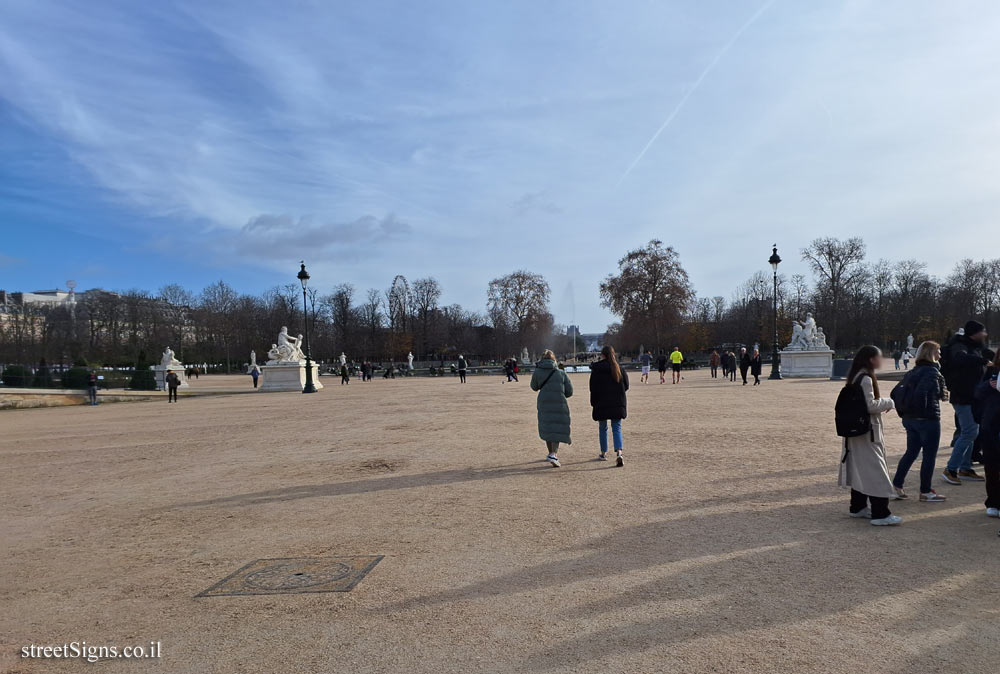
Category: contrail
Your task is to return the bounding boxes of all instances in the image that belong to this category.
[615,0,776,187]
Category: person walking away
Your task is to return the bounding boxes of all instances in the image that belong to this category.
[709,350,721,379]
[750,348,762,385]
[590,345,629,467]
[890,341,948,502]
[941,320,989,485]
[341,363,350,385]
[457,355,468,384]
[838,346,901,525]
[530,350,573,467]
[669,346,684,384]
[739,347,750,385]
[166,370,181,403]
[892,350,902,370]
[902,350,911,370]
[975,354,1000,517]
[250,367,259,388]
[656,351,668,384]
[727,351,737,381]
[86,369,99,406]
[639,350,652,383]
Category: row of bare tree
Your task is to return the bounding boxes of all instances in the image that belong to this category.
[3,236,995,368]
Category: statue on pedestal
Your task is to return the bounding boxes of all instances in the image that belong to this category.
[521,347,530,364]
[249,350,260,373]
[267,326,305,363]
[161,346,183,369]
[785,312,830,351]
[907,333,915,351]
[407,352,414,371]
[339,352,347,367]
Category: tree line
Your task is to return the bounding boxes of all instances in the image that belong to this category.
[2,236,995,370]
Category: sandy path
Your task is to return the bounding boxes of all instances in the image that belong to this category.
[2,371,998,673]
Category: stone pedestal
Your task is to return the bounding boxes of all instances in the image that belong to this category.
[153,366,188,391]
[259,363,324,392]
[779,349,834,378]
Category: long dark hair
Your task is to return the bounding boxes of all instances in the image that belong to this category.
[846,345,881,398]
[601,345,621,383]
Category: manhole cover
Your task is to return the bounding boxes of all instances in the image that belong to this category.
[196,556,383,597]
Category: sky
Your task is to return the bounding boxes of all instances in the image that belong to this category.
[2,0,1000,331]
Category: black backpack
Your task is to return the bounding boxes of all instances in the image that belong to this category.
[835,375,873,440]
[889,372,917,419]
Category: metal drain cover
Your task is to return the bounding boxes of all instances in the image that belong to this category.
[197,556,383,597]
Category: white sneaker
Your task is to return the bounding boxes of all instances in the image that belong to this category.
[986,508,999,518]
[871,514,903,526]
[850,507,871,519]
[546,454,560,468]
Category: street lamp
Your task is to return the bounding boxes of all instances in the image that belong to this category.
[297,262,318,393]
[768,245,782,380]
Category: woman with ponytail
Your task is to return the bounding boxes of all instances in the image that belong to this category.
[589,345,630,467]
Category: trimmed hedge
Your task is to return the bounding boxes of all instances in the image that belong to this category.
[2,365,33,387]
[61,367,91,389]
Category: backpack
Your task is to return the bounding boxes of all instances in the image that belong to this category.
[889,372,918,418]
[835,375,873,440]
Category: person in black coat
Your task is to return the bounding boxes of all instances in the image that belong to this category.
[974,353,1000,515]
[738,347,750,385]
[589,345,629,467]
[750,348,762,385]
[892,341,949,500]
[941,321,989,484]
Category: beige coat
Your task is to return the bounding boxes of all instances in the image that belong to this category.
[838,373,895,498]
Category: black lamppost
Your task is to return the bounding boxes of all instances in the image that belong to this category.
[297,262,318,393]
[768,245,782,380]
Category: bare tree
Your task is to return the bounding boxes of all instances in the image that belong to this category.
[801,237,867,348]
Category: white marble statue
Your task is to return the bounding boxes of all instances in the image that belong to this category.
[160,346,183,369]
[267,326,305,363]
[521,347,530,364]
[907,333,914,350]
[785,313,829,351]
[249,350,260,373]
[339,352,347,367]
[407,352,414,370]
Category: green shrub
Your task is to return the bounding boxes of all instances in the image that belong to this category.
[2,365,33,387]
[61,367,91,389]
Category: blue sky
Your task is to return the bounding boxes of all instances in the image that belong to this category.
[2,1,999,330]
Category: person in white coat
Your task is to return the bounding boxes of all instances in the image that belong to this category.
[839,345,901,525]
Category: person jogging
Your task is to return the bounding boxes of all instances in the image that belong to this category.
[669,346,684,384]
[639,350,652,384]
[530,349,573,467]
[457,355,468,384]
[656,351,668,384]
[165,370,181,403]
[590,345,629,467]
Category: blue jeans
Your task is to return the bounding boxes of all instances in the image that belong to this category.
[895,418,941,494]
[946,404,978,472]
[599,419,623,453]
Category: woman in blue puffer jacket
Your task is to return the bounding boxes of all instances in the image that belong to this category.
[892,341,949,501]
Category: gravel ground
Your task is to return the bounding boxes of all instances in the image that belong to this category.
[2,371,998,673]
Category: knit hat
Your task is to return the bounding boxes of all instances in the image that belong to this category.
[964,320,986,337]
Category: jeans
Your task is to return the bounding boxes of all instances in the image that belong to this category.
[946,403,978,472]
[710,365,718,378]
[88,386,98,405]
[895,418,941,494]
[599,419,623,453]
[168,387,178,402]
[851,489,890,519]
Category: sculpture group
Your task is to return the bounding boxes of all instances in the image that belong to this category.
[784,313,829,351]
[266,327,306,363]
